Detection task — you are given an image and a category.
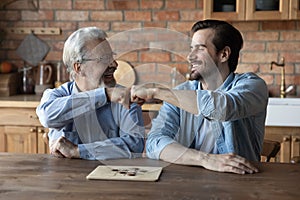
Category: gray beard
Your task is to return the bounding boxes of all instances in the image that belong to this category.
[101,79,116,88]
[189,72,203,82]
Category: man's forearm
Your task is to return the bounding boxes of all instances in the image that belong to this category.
[159,143,259,174]
[159,142,206,166]
[154,88,198,115]
[105,87,130,108]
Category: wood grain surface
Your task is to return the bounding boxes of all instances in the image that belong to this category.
[0,153,299,200]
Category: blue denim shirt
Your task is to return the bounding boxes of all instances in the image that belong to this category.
[146,72,268,161]
[36,81,145,160]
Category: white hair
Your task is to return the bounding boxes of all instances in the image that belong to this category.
[62,27,107,81]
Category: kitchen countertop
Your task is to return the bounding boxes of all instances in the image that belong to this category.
[0,94,41,108]
[0,94,162,111]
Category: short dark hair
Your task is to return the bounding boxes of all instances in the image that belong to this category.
[191,19,243,72]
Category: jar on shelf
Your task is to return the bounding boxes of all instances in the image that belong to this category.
[20,66,35,94]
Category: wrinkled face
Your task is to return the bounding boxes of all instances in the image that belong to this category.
[187,29,220,81]
[81,39,118,87]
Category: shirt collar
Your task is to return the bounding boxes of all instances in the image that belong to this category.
[219,72,235,90]
[197,72,235,91]
[71,82,80,94]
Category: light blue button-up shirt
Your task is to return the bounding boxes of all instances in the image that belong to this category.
[146,72,269,161]
[36,81,145,160]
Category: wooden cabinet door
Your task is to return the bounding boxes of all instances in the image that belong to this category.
[291,135,300,158]
[37,127,49,154]
[0,100,50,154]
[290,0,300,19]
[0,125,49,154]
[203,0,291,21]
[246,0,289,20]
[281,135,291,163]
[203,0,246,21]
[0,125,37,153]
[0,126,5,152]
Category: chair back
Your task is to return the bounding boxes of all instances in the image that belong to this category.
[261,140,281,162]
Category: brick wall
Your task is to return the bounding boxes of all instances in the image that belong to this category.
[0,0,300,97]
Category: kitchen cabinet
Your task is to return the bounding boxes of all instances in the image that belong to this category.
[0,125,48,154]
[264,126,300,163]
[203,0,299,21]
[204,0,246,21]
[264,98,300,163]
[245,0,289,20]
[0,96,49,154]
[290,0,300,19]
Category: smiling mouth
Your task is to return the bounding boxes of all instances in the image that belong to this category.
[190,64,198,71]
[103,73,114,78]
[103,68,116,77]
[191,61,204,68]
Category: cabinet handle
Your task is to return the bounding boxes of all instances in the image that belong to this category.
[30,128,36,132]
[38,129,45,133]
[29,115,38,119]
[283,137,290,142]
[293,137,300,142]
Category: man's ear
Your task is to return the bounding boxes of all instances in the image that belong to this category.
[220,46,231,63]
[73,62,81,73]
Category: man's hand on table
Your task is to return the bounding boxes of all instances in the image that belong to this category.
[202,153,259,174]
[49,136,80,159]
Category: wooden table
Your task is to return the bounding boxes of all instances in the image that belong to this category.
[0,153,299,200]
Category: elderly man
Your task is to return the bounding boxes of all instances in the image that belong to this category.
[36,27,144,160]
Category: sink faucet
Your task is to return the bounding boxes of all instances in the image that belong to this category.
[270,57,285,98]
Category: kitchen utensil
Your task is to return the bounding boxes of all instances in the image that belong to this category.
[34,61,53,94]
[36,61,52,86]
[16,33,50,66]
[114,60,136,87]
[55,61,68,88]
[20,65,35,94]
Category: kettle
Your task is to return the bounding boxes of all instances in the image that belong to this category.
[35,61,53,94]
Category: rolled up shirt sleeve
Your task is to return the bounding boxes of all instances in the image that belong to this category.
[36,82,108,129]
[146,102,180,159]
[196,73,268,121]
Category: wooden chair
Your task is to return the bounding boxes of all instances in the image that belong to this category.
[261,139,281,162]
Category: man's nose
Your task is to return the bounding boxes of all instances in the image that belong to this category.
[187,51,196,62]
[187,53,193,62]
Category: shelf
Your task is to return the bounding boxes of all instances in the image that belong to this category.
[4,27,61,35]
